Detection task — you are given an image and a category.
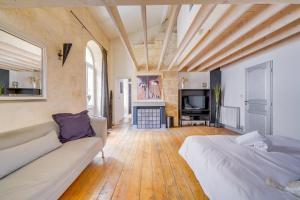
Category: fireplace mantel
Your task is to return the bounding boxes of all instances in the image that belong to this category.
[132,100,165,107]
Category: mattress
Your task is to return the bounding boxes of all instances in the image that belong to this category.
[179,135,300,200]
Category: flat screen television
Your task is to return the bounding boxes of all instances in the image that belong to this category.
[184,96,206,109]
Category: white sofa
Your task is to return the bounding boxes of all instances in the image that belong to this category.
[0,117,107,200]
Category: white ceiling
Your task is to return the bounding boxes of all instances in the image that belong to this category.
[90,5,168,39]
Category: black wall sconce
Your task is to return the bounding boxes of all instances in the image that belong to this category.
[58,43,72,66]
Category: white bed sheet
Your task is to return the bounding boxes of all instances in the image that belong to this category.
[179,135,300,200]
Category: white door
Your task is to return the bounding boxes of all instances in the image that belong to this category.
[245,61,273,135]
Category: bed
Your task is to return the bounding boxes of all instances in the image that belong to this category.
[179,135,300,200]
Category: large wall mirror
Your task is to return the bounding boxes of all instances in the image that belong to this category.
[0,28,46,100]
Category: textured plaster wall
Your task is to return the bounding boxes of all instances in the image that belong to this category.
[0,8,109,132]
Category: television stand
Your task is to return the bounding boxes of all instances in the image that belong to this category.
[179,89,210,127]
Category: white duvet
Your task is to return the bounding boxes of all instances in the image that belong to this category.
[179,135,300,200]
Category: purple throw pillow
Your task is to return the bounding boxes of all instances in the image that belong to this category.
[52,110,95,143]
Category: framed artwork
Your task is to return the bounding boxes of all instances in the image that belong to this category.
[137,75,162,100]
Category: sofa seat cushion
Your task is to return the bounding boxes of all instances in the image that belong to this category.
[0,137,103,200]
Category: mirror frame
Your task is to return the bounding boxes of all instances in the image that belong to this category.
[0,25,47,101]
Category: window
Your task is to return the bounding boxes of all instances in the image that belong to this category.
[86,47,94,108]
[86,41,103,116]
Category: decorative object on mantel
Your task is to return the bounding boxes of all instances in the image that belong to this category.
[214,84,222,128]
[137,75,162,100]
[180,77,188,89]
[58,43,72,66]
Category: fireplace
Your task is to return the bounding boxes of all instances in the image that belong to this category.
[132,101,166,129]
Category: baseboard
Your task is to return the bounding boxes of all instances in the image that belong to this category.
[222,125,244,134]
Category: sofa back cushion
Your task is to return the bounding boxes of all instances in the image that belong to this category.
[0,130,62,179]
[0,122,58,150]
[52,110,95,143]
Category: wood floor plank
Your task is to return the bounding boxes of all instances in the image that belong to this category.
[96,127,135,200]
[139,132,154,200]
[150,132,168,200]
[122,129,144,200]
[165,129,209,200]
[89,127,130,200]
[111,128,141,200]
[59,125,234,200]
[155,131,182,200]
[159,130,196,200]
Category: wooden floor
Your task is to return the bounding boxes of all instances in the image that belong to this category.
[59,124,234,200]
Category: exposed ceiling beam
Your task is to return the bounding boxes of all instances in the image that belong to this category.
[179,5,253,71]
[174,4,231,71]
[157,5,181,71]
[0,55,39,69]
[0,53,40,66]
[168,4,217,70]
[0,49,40,64]
[105,5,138,70]
[177,4,253,71]
[204,19,300,72]
[141,5,149,71]
[0,42,41,60]
[188,4,289,71]
[0,0,299,7]
[198,6,300,71]
[0,60,40,71]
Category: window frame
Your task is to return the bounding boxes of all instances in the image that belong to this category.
[85,46,97,111]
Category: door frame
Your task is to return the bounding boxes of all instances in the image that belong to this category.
[114,77,132,124]
[245,60,273,135]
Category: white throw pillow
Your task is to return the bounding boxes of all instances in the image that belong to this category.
[0,130,62,179]
[235,131,264,145]
[235,131,272,151]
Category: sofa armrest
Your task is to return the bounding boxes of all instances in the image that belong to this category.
[90,117,107,145]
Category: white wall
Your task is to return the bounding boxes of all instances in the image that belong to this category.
[110,37,135,124]
[178,72,210,89]
[221,35,300,140]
